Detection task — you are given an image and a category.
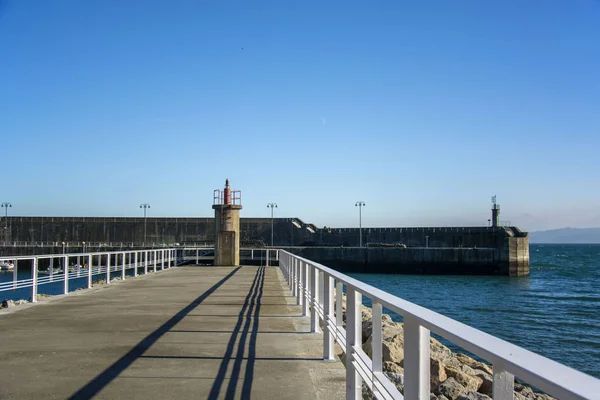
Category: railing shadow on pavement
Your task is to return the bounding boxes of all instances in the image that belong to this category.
[67,266,243,400]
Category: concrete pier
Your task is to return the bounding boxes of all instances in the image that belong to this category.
[0,266,345,399]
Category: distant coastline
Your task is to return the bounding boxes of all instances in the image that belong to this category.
[530,227,600,244]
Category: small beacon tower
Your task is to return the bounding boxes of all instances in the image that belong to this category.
[491,195,500,228]
[213,179,242,266]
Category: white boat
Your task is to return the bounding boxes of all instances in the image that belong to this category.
[0,263,15,271]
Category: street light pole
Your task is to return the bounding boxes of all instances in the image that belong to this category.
[266,203,278,247]
[140,203,151,244]
[1,202,12,246]
[355,201,366,247]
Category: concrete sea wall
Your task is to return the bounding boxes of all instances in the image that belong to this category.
[0,217,529,276]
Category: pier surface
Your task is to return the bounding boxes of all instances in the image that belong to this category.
[0,266,345,399]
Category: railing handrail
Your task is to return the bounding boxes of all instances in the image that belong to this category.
[278,250,600,400]
[0,248,176,261]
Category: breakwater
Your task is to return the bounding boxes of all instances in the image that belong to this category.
[281,243,529,276]
[1,217,529,276]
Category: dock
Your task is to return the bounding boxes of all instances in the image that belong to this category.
[0,265,345,399]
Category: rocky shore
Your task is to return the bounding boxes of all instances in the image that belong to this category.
[335,295,556,400]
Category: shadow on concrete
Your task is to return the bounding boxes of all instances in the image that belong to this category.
[208,266,266,399]
[68,267,242,400]
[141,355,321,361]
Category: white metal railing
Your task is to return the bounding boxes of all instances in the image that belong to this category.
[0,248,180,303]
[277,250,600,400]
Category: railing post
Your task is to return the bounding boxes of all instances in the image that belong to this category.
[266,249,270,267]
[134,252,138,277]
[346,287,362,400]
[276,249,279,261]
[310,264,320,333]
[12,258,17,290]
[31,258,38,303]
[302,261,309,317]
[63,255,69,295]
[162,249,165,270]
[404,315,431,400]
[492,361,514,400]
[251,249,254,260]
[106,253,111,284]
[121,252,125,280]
[291,257,296,296]
[372,302,383,373]
[153,250,157,273]
[87,254,92,289]
[323,272,335,360]
[144,251,148,274]
[296,258,302,306]
[196,248,199,264]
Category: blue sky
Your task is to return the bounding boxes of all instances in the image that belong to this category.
[1,1,599,231]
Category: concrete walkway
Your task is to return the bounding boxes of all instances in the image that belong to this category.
[0,266,345,399]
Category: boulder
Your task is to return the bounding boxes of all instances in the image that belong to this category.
[514,392,529,400]
[534,394,557,400]
[445,367,483,392]
[456,353,493,375]
[474,371,493,396]
[459,364,477,376]
[382,340,404,364]
[514,384,535,399]
[384,371,404,394]
[383,361,403,375]
[15,300,29,305]
[457,391,492,400]
[431,359,448,387]
[430,338,452,362]
[438,396,450,400]
[435,378,466,400]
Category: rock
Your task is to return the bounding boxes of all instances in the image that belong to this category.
[15,299,29,305]
[445,367,483,392]
[431,338,452,362]
[474,371,493,396]
[456,354,493,375]
[514,392,529,400]
[382,340,404,364]
[435,377,466,400]
[514,384,535,399]
[431,358,448,387]
[534,394,556,400]
[1,299,15,308]
[438,396,450,400]
[431,394,439,400]
[383,361,404,375]
[362,382,373,399]
[384,371,404,394]
[457,391,492,400]
[459,364,477,376]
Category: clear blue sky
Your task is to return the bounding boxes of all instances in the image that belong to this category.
[1,1,599,231]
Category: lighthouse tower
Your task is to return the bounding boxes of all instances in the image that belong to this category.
[212,179,242,266]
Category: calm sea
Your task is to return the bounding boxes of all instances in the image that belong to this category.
[1,244,599,378]
[349,244,600,379]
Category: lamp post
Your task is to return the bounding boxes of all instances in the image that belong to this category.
[1,202,12,245]
[266,203,277,247]
[82,241,86,253]
[62,241,66,254]
[140,203,151,244]
[355,201,366,247]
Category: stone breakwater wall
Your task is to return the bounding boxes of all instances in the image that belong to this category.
[335,295,555,400]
